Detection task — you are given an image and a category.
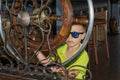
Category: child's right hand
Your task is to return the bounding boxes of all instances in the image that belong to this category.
[50,67,64,73]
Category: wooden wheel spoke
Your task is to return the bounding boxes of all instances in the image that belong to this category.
[45,15,63,22]
[73,17,88,25]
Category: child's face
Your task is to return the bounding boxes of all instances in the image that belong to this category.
[66,24,86,47]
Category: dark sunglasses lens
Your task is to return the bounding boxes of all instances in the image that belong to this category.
[71,32,79,38]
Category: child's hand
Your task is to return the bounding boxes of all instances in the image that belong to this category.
[50,67,64,73]
[68,69,79,77]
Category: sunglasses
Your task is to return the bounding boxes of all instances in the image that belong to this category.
[70,31,84,38]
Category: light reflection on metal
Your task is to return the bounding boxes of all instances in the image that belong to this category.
[0,0,92,80]
[17,11,30,26]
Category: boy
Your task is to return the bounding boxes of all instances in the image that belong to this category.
[36,23,89,79]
